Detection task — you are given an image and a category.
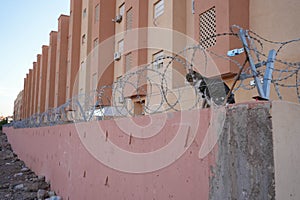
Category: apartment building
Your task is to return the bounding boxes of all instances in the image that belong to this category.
[13,90,23,121]
[45,31,58,111]
[23,74,29,118]
[18,0,300,120]
[21,76,27,119]
[66,0,82,102]
[38,45,49,113]
[77,0,116,100]
[91,0,116,97]
[78,0,93,96]
[35,56,42,114]
[28,69,33,117]
[54,15,70,108]
[32,61,38,114]
[112,0,148,115]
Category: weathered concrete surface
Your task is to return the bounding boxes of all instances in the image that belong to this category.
[272,101,300,200]
[3,101,300,199]
[209,102,275,200]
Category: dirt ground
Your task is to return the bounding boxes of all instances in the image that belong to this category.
[0,131,59,200]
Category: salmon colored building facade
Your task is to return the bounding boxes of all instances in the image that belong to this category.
[54,15,70,108]
[34,56,41,114]
[66,0,82,102]
[16,0,300,119]
[45,31,58,111]
[38,45,49,113]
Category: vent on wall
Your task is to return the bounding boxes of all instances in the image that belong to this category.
[199,7,216,49]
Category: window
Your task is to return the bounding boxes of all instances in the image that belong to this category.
[126,8,133,30]
[118,39,124,53]
[83,8,87,18]
[93,38,99,48]
[92,73,97,91]
[125,53,132,72]
[153,51,164,69]
[82,34,86,45]
[154,0,164,18]
[117,76,122,81]
[134,99,145,116]
[94,4,100,23]
[119,3,125,16]
[192,0,195,14]
[199,7,216,49]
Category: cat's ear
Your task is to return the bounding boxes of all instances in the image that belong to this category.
[186,73,193,82]
[193,70,202,79]
[188,69,194,74]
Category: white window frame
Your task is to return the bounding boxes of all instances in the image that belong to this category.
[82,34,86,45]
[154,0,164,18]
[93,38,99,48]
[126,7,133,30]
[118,39,124,53]
[125,52,132,72]
[83,8,87,18]
[119,3,125,16]
[94,4,100,23]
[153,51,164,69]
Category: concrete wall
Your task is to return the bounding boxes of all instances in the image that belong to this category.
[272,101,300,200]
[210,102,275,199]
[4,101,298,199]
[5,108,213,199]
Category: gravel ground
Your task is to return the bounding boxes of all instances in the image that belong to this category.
[0,131,61,200]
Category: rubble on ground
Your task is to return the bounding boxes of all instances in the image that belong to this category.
[0,131,62,200]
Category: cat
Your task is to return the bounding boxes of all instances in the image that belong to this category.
[186,70,235,108]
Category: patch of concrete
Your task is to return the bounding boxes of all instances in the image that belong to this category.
[209,103,275,200]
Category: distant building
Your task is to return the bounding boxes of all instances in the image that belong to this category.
[13,90,23,121]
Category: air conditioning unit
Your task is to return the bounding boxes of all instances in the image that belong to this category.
[114,52,121,61]
[115,15,123,23]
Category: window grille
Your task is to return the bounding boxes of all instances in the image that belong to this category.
[126,8,133,30]
[154,0,164,18]
[125,53,132,72]
[199,7,216,49]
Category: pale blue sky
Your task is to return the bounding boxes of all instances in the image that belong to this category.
[0,0,69,116]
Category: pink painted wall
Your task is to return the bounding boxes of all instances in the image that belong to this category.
[4,108,215,200]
